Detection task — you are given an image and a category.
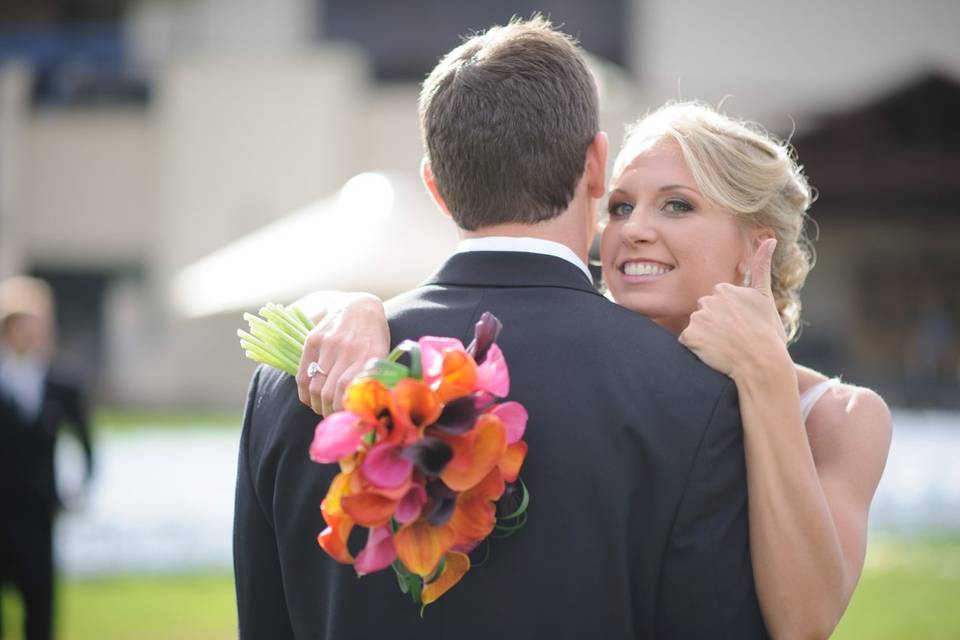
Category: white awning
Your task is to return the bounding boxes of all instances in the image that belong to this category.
[170,171,457,317]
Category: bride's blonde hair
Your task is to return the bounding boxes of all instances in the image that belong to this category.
[615,101,815,342]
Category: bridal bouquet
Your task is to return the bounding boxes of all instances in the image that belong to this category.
[239,307,530,610]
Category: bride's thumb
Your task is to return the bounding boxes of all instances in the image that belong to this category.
[749,238,777,294]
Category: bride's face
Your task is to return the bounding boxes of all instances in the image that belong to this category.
[600,140,749,335]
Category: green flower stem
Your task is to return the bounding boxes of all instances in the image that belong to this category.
[243,350,292,376]
[238,324,299,361]
[261,304,309,343]
[265,303,307,336]
[240,326,300,366]
[497,478,530,520]
[291,305,315,332]
[242,315,304,362]
[236,329,273,355]
[240,339,298,376]
[386,340,423,380]
[238,303,315,377]
[245,311,303,348]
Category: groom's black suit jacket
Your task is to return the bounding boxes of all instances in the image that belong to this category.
[235,251,768,639]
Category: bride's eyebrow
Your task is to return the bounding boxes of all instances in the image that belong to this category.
[658,184,698,194]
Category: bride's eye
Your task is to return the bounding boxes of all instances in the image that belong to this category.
[608,201,634,218]
[662,199,693,214]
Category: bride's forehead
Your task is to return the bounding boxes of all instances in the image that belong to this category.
[612,138,689,183]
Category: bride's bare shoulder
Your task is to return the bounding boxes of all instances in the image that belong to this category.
[795,364,829,394]
[800,365,892,464]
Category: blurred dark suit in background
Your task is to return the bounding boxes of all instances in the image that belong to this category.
[0,276,94,640]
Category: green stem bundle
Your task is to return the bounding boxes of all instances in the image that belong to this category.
[237,303,314,376]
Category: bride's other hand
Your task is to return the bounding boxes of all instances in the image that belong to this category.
[294,291,390,416]
[679,238,789,380]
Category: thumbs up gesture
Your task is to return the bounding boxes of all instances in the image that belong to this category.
[679,238,790,380]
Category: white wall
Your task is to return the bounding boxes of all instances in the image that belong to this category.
[18,110,155,268]
[152,46,375,273]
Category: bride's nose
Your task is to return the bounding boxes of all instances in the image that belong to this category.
[620,209,658,245]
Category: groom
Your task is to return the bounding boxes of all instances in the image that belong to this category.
[234,17,767,639]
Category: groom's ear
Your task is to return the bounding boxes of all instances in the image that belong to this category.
[584,132,609,199]
[420,158,453,219]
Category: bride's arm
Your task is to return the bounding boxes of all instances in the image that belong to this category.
[731,352,890,638]
[680,240,891,638]
[291,291,390,416]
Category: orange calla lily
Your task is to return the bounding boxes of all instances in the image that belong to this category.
[422,552,471,605]
[341,491,400,527]
[435,349,478,402]
[498,440,528,483]
[389,379,442,445]
[318,471,355,564]
[344,378,391,425]
[447,467,505,546]
[317,511,354,564]
[393,520,456,577]
[437,414,507,492]
[323,471,353,516]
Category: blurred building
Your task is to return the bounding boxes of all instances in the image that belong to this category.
[1,0,958,408]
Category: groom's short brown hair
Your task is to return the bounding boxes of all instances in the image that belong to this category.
[419,16,599,231]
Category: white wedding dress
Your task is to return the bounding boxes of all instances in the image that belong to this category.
[799,378,840,421]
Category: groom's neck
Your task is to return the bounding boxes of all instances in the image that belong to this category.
[458,197,596,265]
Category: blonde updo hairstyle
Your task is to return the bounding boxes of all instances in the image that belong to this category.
[614,101,815,342]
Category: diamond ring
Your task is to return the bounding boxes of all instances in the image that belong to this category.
[307,361,328,378]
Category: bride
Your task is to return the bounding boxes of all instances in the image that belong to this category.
[291,101,891,638]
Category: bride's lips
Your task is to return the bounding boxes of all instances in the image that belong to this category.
[616,259,675,283]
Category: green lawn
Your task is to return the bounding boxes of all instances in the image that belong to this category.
[834,536,960,639]
[91,408,242,432]
[1,574,236,640]
[2,537,957,639]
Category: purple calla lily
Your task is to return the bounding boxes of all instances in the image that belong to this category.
[466,312,503,364]
[401,436,454,476]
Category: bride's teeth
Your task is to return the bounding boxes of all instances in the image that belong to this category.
[624,262,671,276]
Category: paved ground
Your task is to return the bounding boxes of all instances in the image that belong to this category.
[52,410,960,577]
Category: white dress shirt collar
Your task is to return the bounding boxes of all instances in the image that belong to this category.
[455,236,593,284]
[0,347,46,422]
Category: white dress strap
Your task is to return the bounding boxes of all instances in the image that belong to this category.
[799,378,840,422]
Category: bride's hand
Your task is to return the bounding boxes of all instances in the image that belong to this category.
[294,292,390,416]
[679,239,790,380]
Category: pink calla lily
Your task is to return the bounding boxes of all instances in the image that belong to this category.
[310,412,365,463]
[395,482,428,524]
[361,442,414,489]
[354,525,397,576]
[419,336,465,385]
[489,401,527,443]
[475,343,509,397]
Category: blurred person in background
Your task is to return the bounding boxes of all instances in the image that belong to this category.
[0,276,94,640]
[298,102,893,637]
